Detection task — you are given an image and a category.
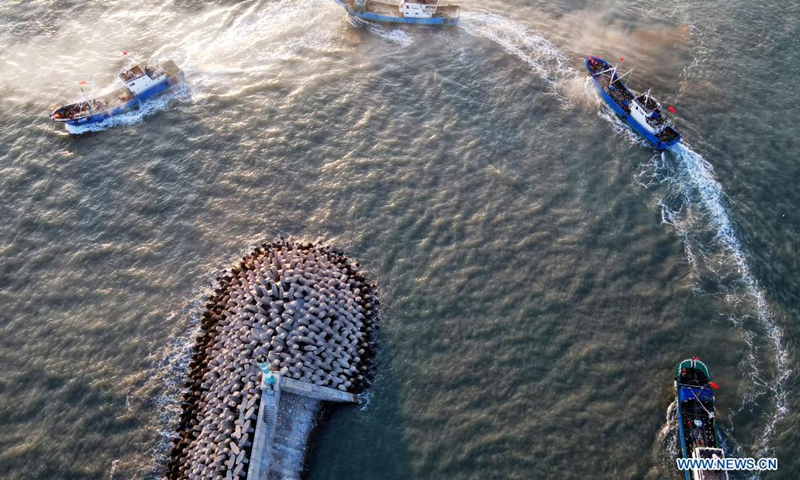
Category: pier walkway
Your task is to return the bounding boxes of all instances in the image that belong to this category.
[247,370,358,480]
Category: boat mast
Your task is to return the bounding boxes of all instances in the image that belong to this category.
[78,75,94,113]
[596,66,616,76]
[89,74,95,112]
[610,67,633,85]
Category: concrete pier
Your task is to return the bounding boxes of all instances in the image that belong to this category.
[267,394,321,480]
[280,377,358,403]
[247,371,357,480]
[247,374,281,480]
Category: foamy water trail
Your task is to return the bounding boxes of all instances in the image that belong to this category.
[633,141,790,460]
[174,0,335,67]
[458,12,573,97]
[358,386,374,411]
[656,400,679,470]
[348,16,415,46]
[109,459,120,480]
[664,144,789,456]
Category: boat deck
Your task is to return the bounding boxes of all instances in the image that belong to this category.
[595,73,633,113]
[656,126,680,143]
[680,401,718,450]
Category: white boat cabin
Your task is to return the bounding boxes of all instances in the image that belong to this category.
[628,90,673,134]
[118,65,166,95]
[691,447,730,480]
[399,0,438,18]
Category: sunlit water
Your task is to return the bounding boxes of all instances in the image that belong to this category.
[1,1,798,479]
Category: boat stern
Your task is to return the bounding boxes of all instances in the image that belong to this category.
[663,133,682,150]
[161,59,186,85]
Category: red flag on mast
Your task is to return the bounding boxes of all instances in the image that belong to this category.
[667,106,677,113]
[709,382,719,390]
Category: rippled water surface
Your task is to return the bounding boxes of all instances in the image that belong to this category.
[1,0,798,479]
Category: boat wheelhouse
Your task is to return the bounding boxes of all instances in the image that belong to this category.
[674,358,729,480]
[585,56,681,150]
[50,59,184,133]
[333,0,460,26]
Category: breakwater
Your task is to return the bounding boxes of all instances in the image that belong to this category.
[167,240,378,480]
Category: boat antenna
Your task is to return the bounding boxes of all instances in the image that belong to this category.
[78,76,93,113]
[78,87,87,110]
[89,74,95,112]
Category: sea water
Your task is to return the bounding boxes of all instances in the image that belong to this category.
[0,1,798,479]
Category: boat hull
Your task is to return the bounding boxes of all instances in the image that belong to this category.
[56,71,184,131]
[676,404,692,480]
[334,0,459,26]
[585,58,680,151]
[674,359,727,480]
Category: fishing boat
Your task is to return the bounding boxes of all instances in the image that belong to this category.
[333,0,460,26]
[585,55,681,150]
[50,59,185,133]
[674,358,729,480]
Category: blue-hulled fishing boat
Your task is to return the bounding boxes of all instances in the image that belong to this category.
[50,59,184,133]
[585,55,681,150]
[674,358,729,480]
[334,0,460,26]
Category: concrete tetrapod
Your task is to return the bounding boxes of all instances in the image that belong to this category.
[167,240,378,480]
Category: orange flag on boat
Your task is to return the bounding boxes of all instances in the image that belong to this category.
[709,381,719,390]
[667,105,677,113]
